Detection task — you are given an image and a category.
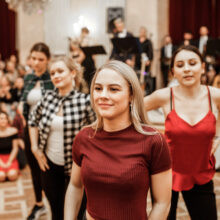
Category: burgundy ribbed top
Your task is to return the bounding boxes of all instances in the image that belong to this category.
[72,124,171,220]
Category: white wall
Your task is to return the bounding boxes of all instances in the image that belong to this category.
[17,4,44,65]
[17,0,169,78]
[43,0,125,67]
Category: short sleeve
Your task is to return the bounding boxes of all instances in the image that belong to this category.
[72,132,83,166]
[149,133,171,175]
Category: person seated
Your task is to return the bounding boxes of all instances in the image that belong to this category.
[0,75,15,120]
[11,77,24,103]
[17,64,27,78]
[0,110,19,182]
[5,60,18,84]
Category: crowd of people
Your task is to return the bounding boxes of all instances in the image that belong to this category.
[0,19,219,220]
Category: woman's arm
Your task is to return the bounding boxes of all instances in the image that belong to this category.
[64,162,84,220]
[144,88,169,112]
[148,169,172,220]
[29,126,49,171]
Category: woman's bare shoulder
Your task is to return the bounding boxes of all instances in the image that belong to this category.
[7,127,18,136]
[145,87,171,101]
[144,87,171,111]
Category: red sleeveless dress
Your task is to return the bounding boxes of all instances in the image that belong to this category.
[165,86,216,191]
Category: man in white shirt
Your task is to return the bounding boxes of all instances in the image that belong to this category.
[198,26,209,55]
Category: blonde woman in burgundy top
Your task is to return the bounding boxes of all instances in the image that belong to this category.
[64,60,172,220]
[144,45,219,219]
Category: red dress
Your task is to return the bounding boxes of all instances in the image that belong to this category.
[165,86,216,191]
[72,125,171,220]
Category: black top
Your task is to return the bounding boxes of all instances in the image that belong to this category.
[0,134,18,154]
[135,38,153,72]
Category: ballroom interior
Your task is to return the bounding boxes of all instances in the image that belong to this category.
[0,0,220,219]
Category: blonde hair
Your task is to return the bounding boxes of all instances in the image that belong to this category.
[89,60,157,135]
[50,56,88,93]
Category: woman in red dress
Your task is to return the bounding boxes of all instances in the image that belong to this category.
[144,45,219,219]
[64,60,172,220]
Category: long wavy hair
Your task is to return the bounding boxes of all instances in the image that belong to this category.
[89,60,157,135]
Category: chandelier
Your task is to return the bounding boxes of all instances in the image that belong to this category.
[5,0,52,14]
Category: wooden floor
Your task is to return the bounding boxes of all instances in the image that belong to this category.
[0,166,219,220]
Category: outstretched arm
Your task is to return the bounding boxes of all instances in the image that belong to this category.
[144,88,170,112]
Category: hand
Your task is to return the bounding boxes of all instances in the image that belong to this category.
[5,161,12,168]
[32,148,49,171]
[211,138,220,155]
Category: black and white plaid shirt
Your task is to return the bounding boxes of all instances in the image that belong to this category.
[28,88,96,175]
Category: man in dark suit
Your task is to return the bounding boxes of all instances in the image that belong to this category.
[160,35,176,87]
[194,26,210,55]
[109,18,134,67]
[182,31,194,46]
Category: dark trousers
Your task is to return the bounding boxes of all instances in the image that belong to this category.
[41,156,87,220]
[24,126,43,202]
[161,65,169,87]
[167,181,217,220]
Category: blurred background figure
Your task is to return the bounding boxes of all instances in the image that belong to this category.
[160,35,176,87]
[135,26,154,95]
[78,27,93,47]
[109,17,135,67]
[74,27,96,90]
[182,31,193,46]
[5,60,18,84]
[197,26,210,55]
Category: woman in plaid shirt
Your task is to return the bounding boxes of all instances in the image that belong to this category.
[28,56,95,220]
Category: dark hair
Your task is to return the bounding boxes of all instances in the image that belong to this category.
[30,42,50,59]
[0,110,10,123]
[170,45,204,74]
[184,30,193,34]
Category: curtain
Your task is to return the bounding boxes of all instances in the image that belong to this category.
[0,1,16,60]
[169,0,219,45]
